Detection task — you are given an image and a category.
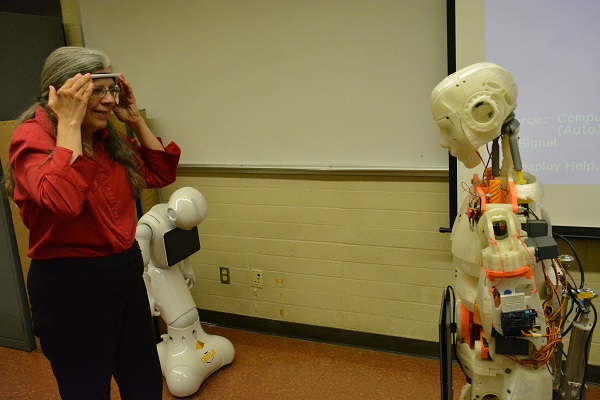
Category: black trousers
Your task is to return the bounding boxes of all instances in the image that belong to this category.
[27,243,162,400]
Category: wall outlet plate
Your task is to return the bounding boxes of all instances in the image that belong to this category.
[252,269,262,288]
[220,266,230,284]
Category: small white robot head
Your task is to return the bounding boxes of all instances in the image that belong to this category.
[166,187,208,230]
[430,62,518,168]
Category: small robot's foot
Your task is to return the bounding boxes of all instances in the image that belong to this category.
[165,365,202,398]
[159,320,235,397]
[206,334,235,365]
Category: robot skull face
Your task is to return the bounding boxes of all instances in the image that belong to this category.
[434,107,480,168]
[431,62,517,169]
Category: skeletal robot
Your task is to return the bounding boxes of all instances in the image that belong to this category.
[431,62,596,400]
[136,187,235,397]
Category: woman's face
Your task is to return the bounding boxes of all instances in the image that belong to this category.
[81,68,118,136]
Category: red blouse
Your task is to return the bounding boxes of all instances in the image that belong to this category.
[9,107,181,260]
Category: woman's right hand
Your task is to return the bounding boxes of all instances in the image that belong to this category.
[47,73,94,126]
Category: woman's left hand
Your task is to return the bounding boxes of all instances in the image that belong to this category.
[113,74,145,128]
[111,74,164,151]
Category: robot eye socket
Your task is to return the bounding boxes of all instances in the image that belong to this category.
[471,101,496,123]
[167,208,177,221]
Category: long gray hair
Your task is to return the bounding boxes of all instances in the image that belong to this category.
[3,46,145,198]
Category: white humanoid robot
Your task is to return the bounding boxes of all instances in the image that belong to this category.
[136,187,235,397]
[431,63,596,400]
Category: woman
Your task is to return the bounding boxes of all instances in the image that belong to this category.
[3,46,180,400]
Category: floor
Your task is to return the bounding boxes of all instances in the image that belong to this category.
[0,324,599,400]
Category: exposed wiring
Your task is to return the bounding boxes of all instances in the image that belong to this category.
[561,298,576,334]
[444,179,594,396]
[553,232,585,288]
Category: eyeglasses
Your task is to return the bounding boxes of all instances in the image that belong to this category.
[91,86,120,101]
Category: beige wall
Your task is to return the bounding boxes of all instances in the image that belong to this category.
[60,0,83,47]
[164,172,452,342]
[51,0,596,367]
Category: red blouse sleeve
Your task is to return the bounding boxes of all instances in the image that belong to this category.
[9,121,100,219]
[128,137,181,189]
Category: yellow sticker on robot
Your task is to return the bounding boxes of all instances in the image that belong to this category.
[201,348,216,363]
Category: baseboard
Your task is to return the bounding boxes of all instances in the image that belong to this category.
[587,365,600,386]
[197,308,600,386]
[198,308,439,357]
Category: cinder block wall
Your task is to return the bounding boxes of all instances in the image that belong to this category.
[163,173,452,342]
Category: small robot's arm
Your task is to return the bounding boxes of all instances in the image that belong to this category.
[136,223,153,268]
[179,257,195,289]
[135,222,159,316]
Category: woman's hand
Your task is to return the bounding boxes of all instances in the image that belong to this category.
[112,74,165,151]
[49,73,93,163]
[48,73,93,126]
[113,74,145,129]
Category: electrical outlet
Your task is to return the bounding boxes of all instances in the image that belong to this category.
[252,269,262,288]
[219,266,230,284]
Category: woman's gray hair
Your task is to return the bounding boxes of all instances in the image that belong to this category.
[39,47,111,105]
